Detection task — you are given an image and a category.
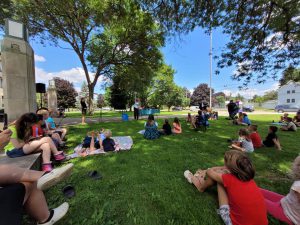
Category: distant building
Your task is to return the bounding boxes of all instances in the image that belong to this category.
[277,81,300,106]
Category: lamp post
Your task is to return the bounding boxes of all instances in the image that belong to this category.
[209,30,213,108]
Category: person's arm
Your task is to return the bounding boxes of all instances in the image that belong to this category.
[0,129,12,151]
[10,138,24,149]
[206,168,223,184]
[273,138,282,150]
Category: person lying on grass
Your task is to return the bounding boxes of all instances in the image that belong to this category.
[260,155,300,225]
[184,150,268,225]
[172,117,182,134]
[262,126,282,150]
[248,125,263,149]
[281,117,297,132]
[229,128,254,153]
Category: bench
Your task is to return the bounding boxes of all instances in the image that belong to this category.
[0,153,41,170]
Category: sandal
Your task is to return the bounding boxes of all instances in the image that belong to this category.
[184,170,193,183]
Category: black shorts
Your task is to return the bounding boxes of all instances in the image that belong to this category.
[82,108,87,115]
[0,183,25,225]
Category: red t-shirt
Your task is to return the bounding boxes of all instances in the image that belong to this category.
[32,124,44,137]
[250,132,262,148]
[222,174,268,225]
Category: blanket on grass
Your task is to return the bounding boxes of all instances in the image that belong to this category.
[68,136,133,159]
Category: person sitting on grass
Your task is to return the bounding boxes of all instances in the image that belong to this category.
[160,119,172,135]
[172,117,182,134]
[186,113,192,124]
[262,126,282,150]
[229,128,254,153]
[0,130,73,225]
[280,113,290,123]
[192,110,209,129]
[102,130,120,152]
[144,114,160,140]
[293,111,300,127]
[281,117,297,131]
[260,155,300,225]
[233,112,251,126]
[248,125,263,149]
[184,150,268,225]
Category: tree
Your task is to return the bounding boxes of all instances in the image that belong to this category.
[80,81,89,99]
[140,0,300,85]
[263,90,278,101]
[53,77,77,109]
[109,75,130,110]
[279,66,300,86]
[15,0,164,113]
[215,95,225,107]
[190,83,213,106]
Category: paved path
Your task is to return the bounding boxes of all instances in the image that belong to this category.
[54,110,280,126]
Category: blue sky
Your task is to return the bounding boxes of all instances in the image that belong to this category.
[2,27,279,98]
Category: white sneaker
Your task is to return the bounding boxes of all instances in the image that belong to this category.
[184,170,193,183]
[37,163,74,191]
[37,202,69,225]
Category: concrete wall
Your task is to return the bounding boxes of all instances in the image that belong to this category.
[1,37,37,121]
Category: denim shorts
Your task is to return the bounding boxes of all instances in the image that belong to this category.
[6,148,26,158]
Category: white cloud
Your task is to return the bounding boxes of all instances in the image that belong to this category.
[34,54,46,62]
[35,67,107,92]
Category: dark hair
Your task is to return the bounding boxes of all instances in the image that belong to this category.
[148,114,154,121]
[37,114,44,121]
[80,97,85,102]
[164,119,169,124]
[269,126,278,133]
[243,113,248,117]
[197,110,202,116]
[249,125,258,131]
[174,117,180,125]
[238,128,251,141]
[287,117,293,122]
[146,114,155,126]
[224,150,255,181]
[16,113,38,142]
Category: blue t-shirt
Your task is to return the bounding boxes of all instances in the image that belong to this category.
[46,117,56,129]
[243,116,251,125]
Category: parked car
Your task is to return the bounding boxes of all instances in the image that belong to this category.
[274,104,300,113]
[172,106,182,111]
[242,105,254,112]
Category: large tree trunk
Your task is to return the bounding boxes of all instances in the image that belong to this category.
[88,85,95,115]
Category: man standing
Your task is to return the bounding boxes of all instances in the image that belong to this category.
[133,98,140,120]
[227,100,238,119]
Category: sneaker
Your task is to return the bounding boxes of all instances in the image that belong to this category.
[184,170,193,184]
[42,163,53,172]
[54,152,66,161]
[37,163,74,191]
[37,202,69,225]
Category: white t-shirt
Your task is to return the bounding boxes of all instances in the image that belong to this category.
[281,181,300,224]
[133,102,140,109]
[287,122,297,131]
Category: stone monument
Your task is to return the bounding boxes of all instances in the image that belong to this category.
[47,79,58,113]
[1,19,36,121]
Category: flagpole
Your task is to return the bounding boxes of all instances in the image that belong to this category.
[209,30,213,108]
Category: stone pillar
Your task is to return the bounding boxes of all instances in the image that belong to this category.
[1,36,37,121]
[47,80,57,113]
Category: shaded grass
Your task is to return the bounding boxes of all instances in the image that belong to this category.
[28,115,299,225]
[65,110,190,118]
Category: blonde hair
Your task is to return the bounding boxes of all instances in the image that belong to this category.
[292,156,300,180]
[104,129,112,138]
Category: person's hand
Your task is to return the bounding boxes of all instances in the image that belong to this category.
[0,129,12,151]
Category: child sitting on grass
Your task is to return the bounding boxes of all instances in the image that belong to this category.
[102,130,120,152]
[172,117,182,134]
[281,117,297,131]
[262,126,282,150]
[230,128,254,153]
[184,150,268,225]
[260,155,300,225]
[160,119,172,135]
[248,125,262,148]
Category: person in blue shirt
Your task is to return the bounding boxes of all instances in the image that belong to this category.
[45,111,67,140]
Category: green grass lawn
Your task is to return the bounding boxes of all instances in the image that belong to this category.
[65,110,190,118]
[38,115,299,225]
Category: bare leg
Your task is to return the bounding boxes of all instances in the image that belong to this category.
[217,183,229,206]
[60,128,67,139]
[217,183,232,225]
[22,182,50,223]
[23,137,61,155]
[82,115,85,124]
[90,133,95,151]
[39,143,52,163]
[191,170,215,192]
[0,165,44,184]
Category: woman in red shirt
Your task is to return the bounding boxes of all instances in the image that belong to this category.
[184,150,268,225]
